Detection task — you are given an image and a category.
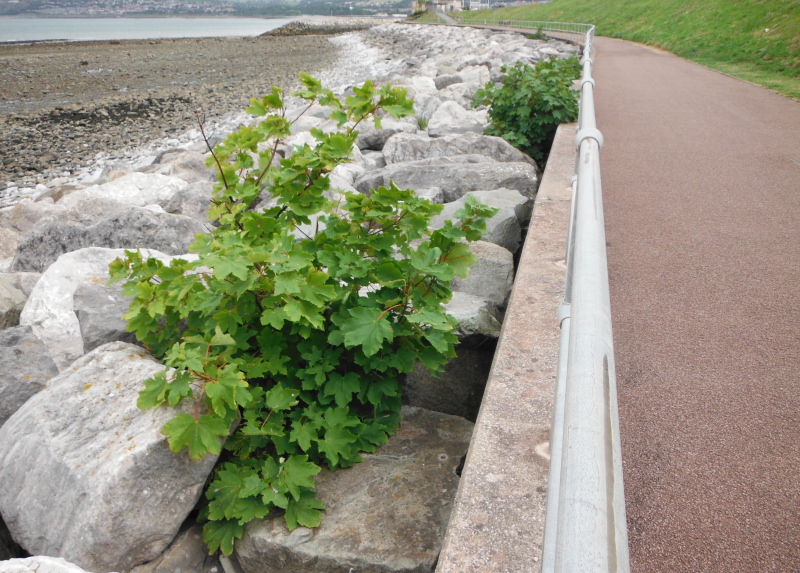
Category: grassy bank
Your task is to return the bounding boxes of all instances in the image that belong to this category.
[460,0,800,99]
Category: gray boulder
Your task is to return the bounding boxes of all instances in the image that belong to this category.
[355,117,418,151]
[11,205,208,273]
[436,82,482,108]
[0,325,59,428]
[402,340,497,421]
[0,557,91,573]
[0,276,26,330]
[354,156,538,203]
[431,189,534,253]
[19,247,189,372]
[427,101,488,137]
[0,228,18,260]
[452,240,515,307]
[1,271,42,298]
[235,407,473,573]
[130,523,222,573]
[433,74,463,90]
[57,172,189,211]
[145,149,215,183]
[74,281,138,353]
[445,291,502,338]
[0,342,222,573]
[162,181,214,223]
[382,132,537,166]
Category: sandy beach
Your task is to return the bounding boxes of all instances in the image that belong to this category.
[0,32,340,187]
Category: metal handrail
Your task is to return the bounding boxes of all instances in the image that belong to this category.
[541,25,630,573]
[423,16,629,570]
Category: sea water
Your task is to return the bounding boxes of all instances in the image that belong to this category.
[0,17,291,43]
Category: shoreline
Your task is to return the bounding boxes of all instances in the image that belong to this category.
[0,32,349,193]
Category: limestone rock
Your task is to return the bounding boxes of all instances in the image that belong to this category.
[427,101,488,137]
[355,117,418,151]
[0,557,91,573]
[146,149,215,183]
[235,407,473,573]
[435,81,482,108]
[1,271,42,298]
[18,247,189,371]
[0,325,59,428]
[382,132,537,166]
[74,281,137,353]
[0,275,26,330]
[57,172,189,210]
[11,206,208,273]
[162,181,214,223]
[433,74,462,90]
[445,291,502,338]
[130,523,222,573]
[452,240,515,307]
[0,342,222,573]
[355,156,538,203]
[402,340,497,421]
[0,228,18,259]
[431,189,534,253]
[413,93,443,121]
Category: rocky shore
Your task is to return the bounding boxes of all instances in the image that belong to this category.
[0,32,338,193]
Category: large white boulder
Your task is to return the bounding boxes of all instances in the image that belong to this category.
[427,101,488,137]
[235,407,473,573]
[383,132,537,166]
[57,172,189,211]
[0,556,92,573]
[355,157,539,203]
[0,342,222,573]
[18,247,193,371]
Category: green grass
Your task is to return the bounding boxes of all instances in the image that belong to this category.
[461,0,800,100]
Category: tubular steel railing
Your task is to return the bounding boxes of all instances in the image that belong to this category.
[542,25,630,573]
[420,16,629,570]
[449,19,629,572]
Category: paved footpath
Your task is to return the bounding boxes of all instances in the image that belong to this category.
[593,37,800,571]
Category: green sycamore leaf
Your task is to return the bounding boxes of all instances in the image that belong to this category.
[280,455,321,501]
[162,413,229,461]
[265,384,300,411]
[207,464,249,521]
[317,425,358,467]
[210,255,251,282]
[341,307,394,357]
[205,367,253,415]
[443,242,478,279]
[323,372,362,408]
[366,376,400,406]
[166,370,194,407]
[285,490,325,531]
[138,372,168,410]
[202,518,243,556]
[290,419,319,452]
[262,487,290,510]
[210,326,236,347]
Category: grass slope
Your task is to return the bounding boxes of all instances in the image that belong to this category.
[463,0,800,99]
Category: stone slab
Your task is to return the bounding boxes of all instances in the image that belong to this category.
[435,123,575,572]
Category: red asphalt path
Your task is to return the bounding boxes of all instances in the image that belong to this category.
[593,38,800,571]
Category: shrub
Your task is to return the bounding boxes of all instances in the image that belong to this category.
[109,75,496,555]
[473,57,581,163]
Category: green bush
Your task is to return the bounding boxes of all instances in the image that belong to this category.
[474,57,582,163]
[109,75,496,556]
